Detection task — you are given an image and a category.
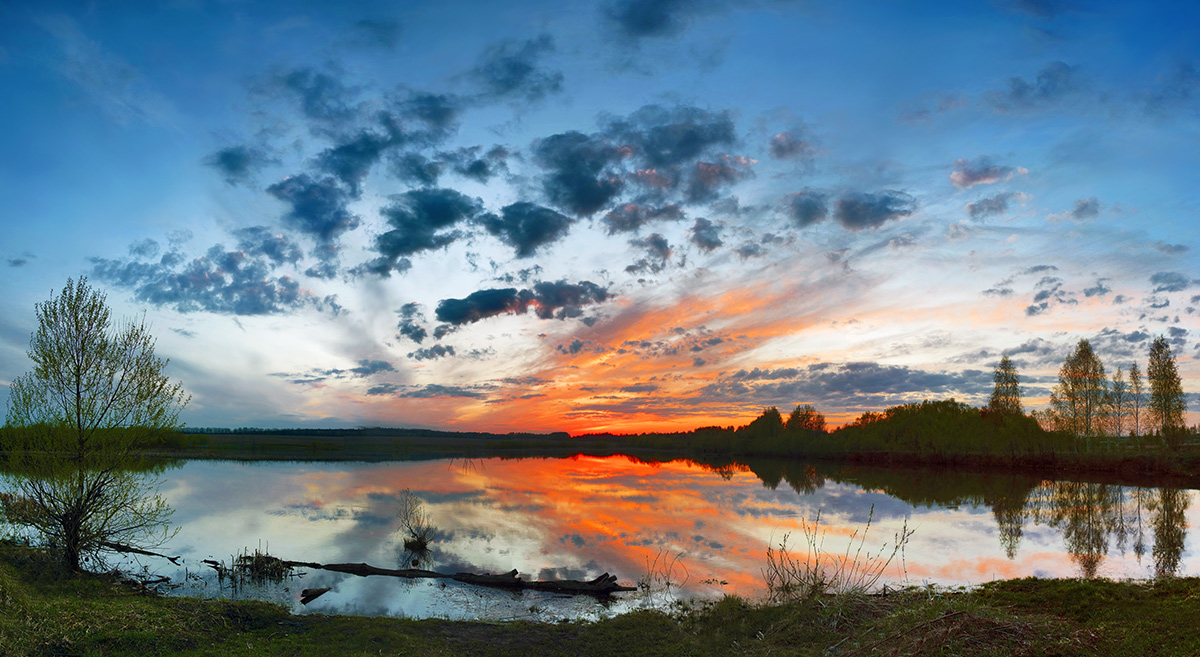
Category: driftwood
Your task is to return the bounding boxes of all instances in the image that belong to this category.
[300,587,332,605]
[283,560,636,597]
[101,541,182,565]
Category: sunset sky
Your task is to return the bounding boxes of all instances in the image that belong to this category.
[1,0,1197,433]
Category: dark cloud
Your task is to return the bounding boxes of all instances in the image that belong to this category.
[204,145,277,185]
[267,174,360,242]
[558,337,586,355]
[399,384,488,399]
[950,157,1017,189]
[345,19,403,50]
[446,145,511,182]
[478,202,574,257]
[1069,197,1100,220]
[1152,241,1189,256]
[1144,61,1200,114]
[1022,264,1057,275]
[987,61,1084,112]
[735,243,767,259]
[90,246,324,315]
[983,287,1014,297]
[602,203,683,234]
[605,105,736,169]
[689,217,722,252]
[626,233,672,274]
[315,131,394,193]
[7,254,32,267]
[833,191,916,230]
[350,359,395,377]
[783,190,829,228]
[1151,272,1197,293]
[362,188,483,276]
[408,344,455,361]
[396,302,428,343]
[966,191,1021,219]
[769,131,812,160]
[621,383,659,393]
[994,0,1073,18]
[395,91,463,135]
[467,34,563,103]
[277,68,359,124]
[1083,279,1111,297]
[604,0,709,40]
[388,152,443,186]
[686,157,753,202]
[232,226,303,265]
[532,131,627,217]
[434,280,611,326]
[698,361,993,407]
[128,238,160,259]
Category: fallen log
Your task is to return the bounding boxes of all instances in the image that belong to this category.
[101,542,182,565]
[282,560,636,597]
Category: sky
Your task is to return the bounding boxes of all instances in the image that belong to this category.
[1,0,1198,433]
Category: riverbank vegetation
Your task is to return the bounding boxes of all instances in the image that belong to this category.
[9,539,1200,656]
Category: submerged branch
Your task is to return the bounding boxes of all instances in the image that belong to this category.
[282,560,636,597]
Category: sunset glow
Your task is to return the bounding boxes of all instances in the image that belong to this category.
[1,1,1197,432]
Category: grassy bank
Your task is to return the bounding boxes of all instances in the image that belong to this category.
[4,542,1200,656]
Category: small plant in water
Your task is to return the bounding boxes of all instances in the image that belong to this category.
[638,549,690,607]
[397,489,436,566]
[763,504,912,603]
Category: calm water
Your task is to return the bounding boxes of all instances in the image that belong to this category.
[137,456,1196,620]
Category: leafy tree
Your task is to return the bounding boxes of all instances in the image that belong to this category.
[1048,339,1108,443]
[1,277,189,571]
[986,355,1023,417]
[785,404,826,433]
[1147,336,1187,449]
[1108,366,1129,438]
[1129,362,1144,437]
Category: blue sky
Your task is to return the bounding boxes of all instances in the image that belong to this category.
[1,0,1197,432]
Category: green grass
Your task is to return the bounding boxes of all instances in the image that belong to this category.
[7,541,1200,656]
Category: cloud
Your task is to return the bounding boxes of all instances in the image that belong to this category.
[408,345,456,361]
[986,61,1085,112]
[606,105,736,170]
[1070,197,1100,220]
[204,145,278,185]
[440,145,510,183]
[128,239,160,259]
[993,0,1074,19]
[734,243,767,259]
[783,190,829,228]
[396,303,428,343]
[1152,241,1189,255]
[315,131,395,193]
[532,131,627,216]
[343,19,403,50]
[604,0,702,39]
[350,359,395,377]
[966,191,1024,219]
[1151,272,1197,293]
[1083,279,1111,297]
[626,233,673,274]
[466,34,563,103]
[950,157,1022,189]
[697,361,993,407]
[90,245,327,315]
[266,175,361,242]
[276,67,359,124]
[478,202,574,257]
[434,280,611,326]
[769,131,812,160]
[833,191,916,230]
[686,157,754,203]
[602,203,684,234]
[358,188,483,276]
[689,217,723,252]
[233,226,303,265]
[398,384,488,399]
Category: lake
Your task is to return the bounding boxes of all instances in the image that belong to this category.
[145,455,1196,621]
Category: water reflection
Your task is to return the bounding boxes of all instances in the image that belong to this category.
[149,456,1197,620]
